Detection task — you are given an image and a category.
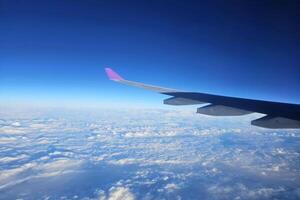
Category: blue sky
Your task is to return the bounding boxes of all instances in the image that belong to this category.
[1,0,300,107]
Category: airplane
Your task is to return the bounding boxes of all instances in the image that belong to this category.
[105,68,300,129]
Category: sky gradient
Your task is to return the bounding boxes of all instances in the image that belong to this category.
[1,0,300,107]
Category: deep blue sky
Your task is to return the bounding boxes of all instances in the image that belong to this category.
[1,0,300,107]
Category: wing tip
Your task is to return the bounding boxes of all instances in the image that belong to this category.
[105,67,124,81]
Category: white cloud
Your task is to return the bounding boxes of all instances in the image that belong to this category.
[246,187,285,199]
[40,158,81,169]
[11,122,21,127]
[0,154,28,164]
[0,159,83,190]
[107,187,135,200]
[0,136,17,143]
[164,183,180,192]
[0,162,38,186]
[96,186,135,200]
[108,158,198,166]
[207,183,286,200]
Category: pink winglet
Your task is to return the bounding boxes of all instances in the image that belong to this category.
[105,67,124,81]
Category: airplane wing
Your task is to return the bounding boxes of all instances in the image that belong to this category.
[105,68,300,129]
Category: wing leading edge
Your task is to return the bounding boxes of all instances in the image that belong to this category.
[105,68,300,129]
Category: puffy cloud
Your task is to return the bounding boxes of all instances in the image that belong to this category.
[0,159,83,190]
[95,187,135,200]
[207,183,286,200]
[107,187,135,200]
[0,162,37,182]
[36,158,83,177]
[246,187,285,199]
[11,122,21,127]
[0,136,17,143]
[0,154,29,164]
[164,183,180,192]
[0,126,27,134]
[0,162,38,189]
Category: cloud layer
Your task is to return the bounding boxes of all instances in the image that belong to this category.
[0,107,300,199]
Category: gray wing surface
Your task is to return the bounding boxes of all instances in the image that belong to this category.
[105,68,300,129]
